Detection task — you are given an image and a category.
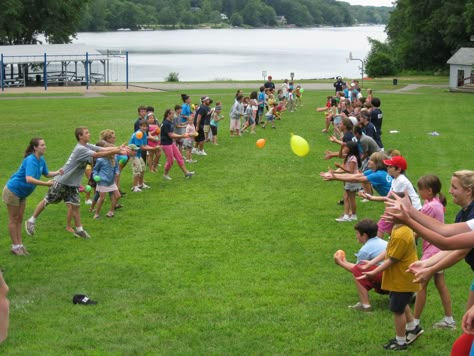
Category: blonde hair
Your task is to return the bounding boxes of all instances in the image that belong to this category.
[452,170,474,198]
[369,151,389,171]
[100,129,115,142]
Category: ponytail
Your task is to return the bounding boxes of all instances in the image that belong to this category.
[24,137,43,158]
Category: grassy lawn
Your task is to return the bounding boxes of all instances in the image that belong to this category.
[0,82,471,354]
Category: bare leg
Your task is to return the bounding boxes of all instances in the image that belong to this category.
[95,192,106,216]
[0,272,9,344]
[7,203,24,246]
[434,273,453,317]
[414,279,429,320]
[66,204,74,232]
[68,203,82,229]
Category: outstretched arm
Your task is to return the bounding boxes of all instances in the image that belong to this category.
[385,193,472,237]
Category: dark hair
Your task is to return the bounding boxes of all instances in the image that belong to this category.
[344,141,361,168]
[259,86,265,92]
[163,108,173,120]
[354,219,378,239]
[250,91,258,100]
[236,95,244,102]
[138,119,148,127]
[137,105,147,113]
[181,94,190,102]
[353,126,363,136]
[24,137,43,157]
[174,104,181,111]
[146,106,154,112]
[371,97,381,107]
[417,175,447,207]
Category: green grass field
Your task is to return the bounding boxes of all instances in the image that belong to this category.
[0,80,472,354]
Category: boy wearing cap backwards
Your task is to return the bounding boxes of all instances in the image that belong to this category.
[25,127,129,239]
[360,156,421,238]
[359,194,423,351]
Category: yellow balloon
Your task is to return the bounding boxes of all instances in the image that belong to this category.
[290,134,310,157]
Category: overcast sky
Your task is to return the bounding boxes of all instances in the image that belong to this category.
[338,0,394,6]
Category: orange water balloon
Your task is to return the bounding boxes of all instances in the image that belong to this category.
[256,138,266,148]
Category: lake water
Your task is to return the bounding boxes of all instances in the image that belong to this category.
[73,26,387,82]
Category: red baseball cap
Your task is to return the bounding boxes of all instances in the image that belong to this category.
[383,156,407,171]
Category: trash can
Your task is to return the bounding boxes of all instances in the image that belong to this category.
[393,78,398,85]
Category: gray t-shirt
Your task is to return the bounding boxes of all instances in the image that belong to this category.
[56,143,102,187]
[359,133,381,156]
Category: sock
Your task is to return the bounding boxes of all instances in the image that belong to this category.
[414,318,420,325]
[445,316,455,323]
[361,303,371,308]
[396,335,406,345]
[29,216,36,223]
[76,226,83,232]
[12,244,21,249]
[343,214,350,219]
[406,320,417,331]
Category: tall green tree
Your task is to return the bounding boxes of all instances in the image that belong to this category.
[0,0,89,44]
[386,0,473,70]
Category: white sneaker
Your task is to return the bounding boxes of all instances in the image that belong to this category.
[432,319,456,329]
[85,199,93,205]
[350,215,358,221]
[200,150,208,156]
[163,175,172,180]
[335,216,351,222]
[140,183,151,189]
[132,186,142,192]
[192,148,198,154]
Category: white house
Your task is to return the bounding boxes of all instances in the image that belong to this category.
[447,47,474,90]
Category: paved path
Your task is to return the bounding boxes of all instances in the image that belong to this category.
[0,82,449,100]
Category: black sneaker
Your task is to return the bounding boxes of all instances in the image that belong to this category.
[406,325,424,344]
[383,338,408,351]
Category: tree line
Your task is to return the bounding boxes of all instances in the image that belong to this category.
[0,0,391,45]
[365,0,474,76]
[78,0,391,30]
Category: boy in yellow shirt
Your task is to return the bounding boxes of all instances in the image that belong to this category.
[360,220,422,351]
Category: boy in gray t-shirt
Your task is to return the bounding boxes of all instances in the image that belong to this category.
[25,127,128,239]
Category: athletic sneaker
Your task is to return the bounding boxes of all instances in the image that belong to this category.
[348,302,372,312]
[185,172,195,179]
[132,186,142,192]
[163,175,172,180]
[25,220,36,236]
[140,183,151,189]
[406,325,424,344]
[335,216,351,222]
[432,319,456,329]
[383,338,408,351]
[199,150,208,156]
[85,199,93,205]
[74,229,91,239]
[349,215,358,221]
[192,148,198,154]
